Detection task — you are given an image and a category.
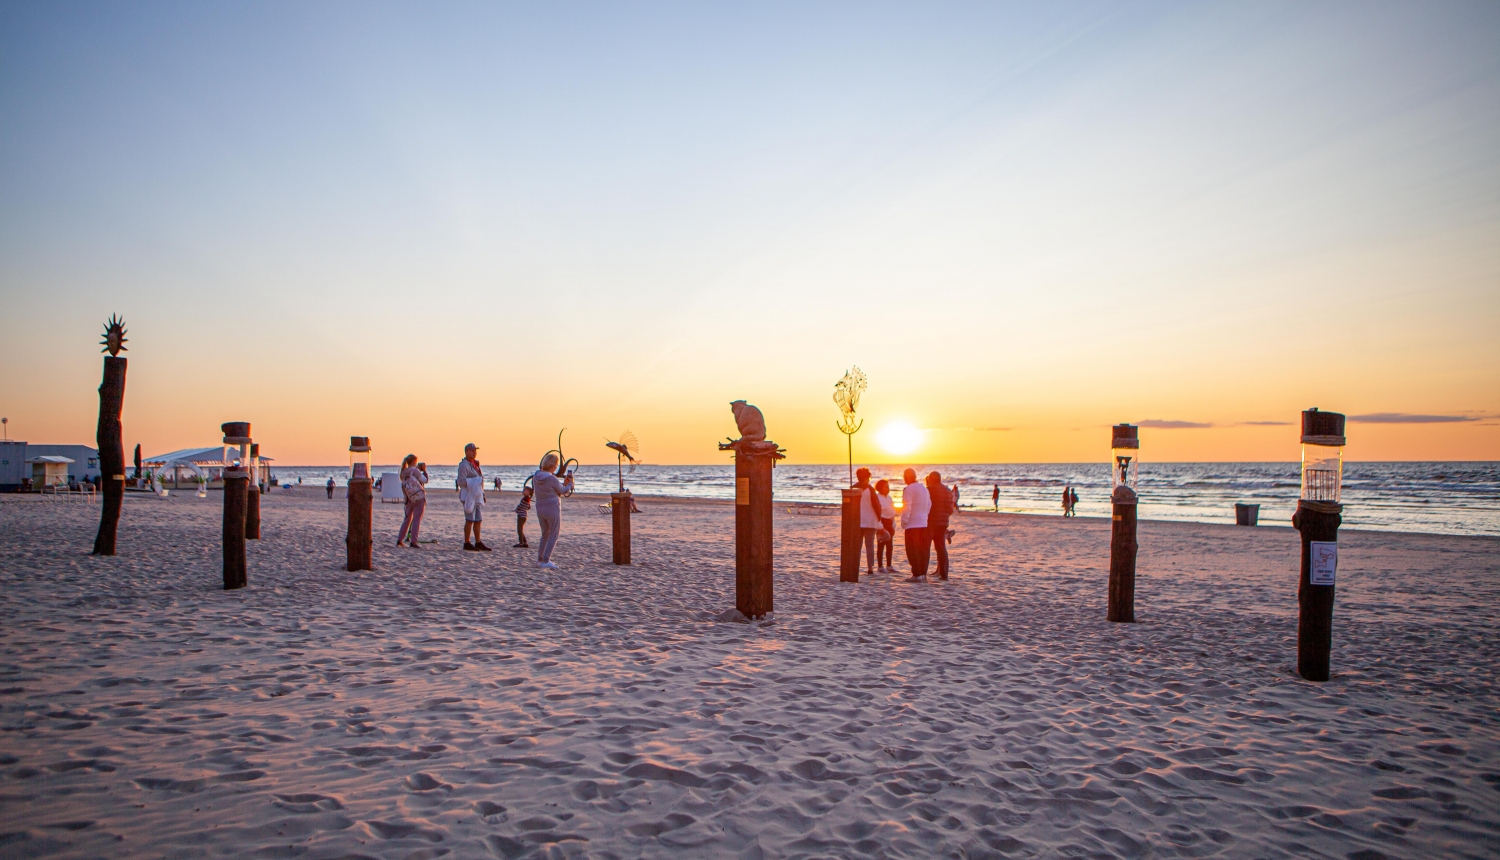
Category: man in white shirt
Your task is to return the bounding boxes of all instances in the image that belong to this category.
[457,443,490,551]
[900,467,931,580]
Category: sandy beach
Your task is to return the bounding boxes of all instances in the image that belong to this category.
[1,488,1496,859]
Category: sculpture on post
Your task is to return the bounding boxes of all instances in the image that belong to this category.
[93,315,128,556]
[719,401,783,620]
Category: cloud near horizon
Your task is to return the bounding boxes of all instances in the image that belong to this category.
[1238,420,1293,426]
[1348,413,1480,424]
[1136,420,1213,429]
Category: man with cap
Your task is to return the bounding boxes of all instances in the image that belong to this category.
[457,443,490,551]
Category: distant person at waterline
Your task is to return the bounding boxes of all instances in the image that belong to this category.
[531,454,574,569]
[458,443,490,551]
[1062,486,1074,517]
[397,455,428,548]
[325,476,334,499]
[900,468,930,580]
[992,483,999,512]
[875,479,896,572]
[854,468,881,576]
[927,471,954,580]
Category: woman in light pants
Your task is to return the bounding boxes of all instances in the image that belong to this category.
[530,454,574,568]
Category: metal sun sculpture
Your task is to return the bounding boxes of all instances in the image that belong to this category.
[100,314,128,356]
[833,366,868,485]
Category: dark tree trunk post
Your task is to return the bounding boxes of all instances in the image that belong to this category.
[1108,502,1137,622]
[245,443,261,540]
[92,356,127,555]
[347,478,373,571]
[222,471,248,589]
[734,451,776,619]
[839,488,861,583]
[611,491,632,565]
[1294,503,1341,681]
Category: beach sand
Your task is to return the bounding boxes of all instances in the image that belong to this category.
[1,488,1496,859]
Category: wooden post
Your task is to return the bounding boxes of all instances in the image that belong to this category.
[611,491,632,565]
[222,469,248,589]
[245,443,261,540]
[347,478,373,571]
[839,488,861,583]
[1294,503,1340,681]
[92,356,127,555]
[1108,502,1137,622]
[734,450,776,619]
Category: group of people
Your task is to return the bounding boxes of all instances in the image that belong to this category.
[1062,485,1079,517]
[850,467,957,581]
[392,443,575,568]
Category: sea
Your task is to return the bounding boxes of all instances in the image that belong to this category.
[270,461,1499,538]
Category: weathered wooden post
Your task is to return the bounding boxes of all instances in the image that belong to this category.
[347,436,373,572]
[611,491,632,565]
[1108,423,1139,623]
[221,421,251,589]
[839,488,861,582]
[1293,408,1345,682]
[244,442,261,540]
[721,400,782,620]
[93,316,128,556]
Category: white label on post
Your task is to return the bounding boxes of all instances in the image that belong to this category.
[1310,541,1337,586]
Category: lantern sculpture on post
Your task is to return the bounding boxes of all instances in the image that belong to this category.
[92,315,129,556]
[1108,423,1139,623]
[347,436,373,572]
[1293,408,1345,682]
[221,421,252,590]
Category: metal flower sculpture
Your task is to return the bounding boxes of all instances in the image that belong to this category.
[101,314,128,356]
[833,366,867,486]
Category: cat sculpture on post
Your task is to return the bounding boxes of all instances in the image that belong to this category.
[721,400,781,456]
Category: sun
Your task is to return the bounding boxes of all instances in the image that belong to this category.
[877,421,923,456]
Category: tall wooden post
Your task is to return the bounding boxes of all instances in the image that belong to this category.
[347,479,372,571]
[611,492,632,565]
[839,488,861,582]
[92,355,127,556]
[245,443,261,540]
[731,448,778,619]
[1108,423,1138,623]
[221,422,252,589]
[1294,408,1345,682]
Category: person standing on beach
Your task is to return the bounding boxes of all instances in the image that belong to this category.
[900,468,931,580]
[875,479,896,571]
[531,453,574,569]
[1070,487,1080,517]
[926,471,954,580]
[397,455,428,548]
[992,483,1000,512]
[853,468,882,576]
[513,486,533,548]
[1062,486,1072,517]
[326,476,335,499]
[458,443,490,551]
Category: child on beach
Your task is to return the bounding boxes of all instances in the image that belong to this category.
[514,487,533,548]
[875,479,896,571]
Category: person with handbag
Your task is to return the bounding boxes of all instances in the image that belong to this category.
[396,454,428,548]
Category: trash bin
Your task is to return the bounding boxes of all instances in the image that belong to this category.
[1235,503,1260,526]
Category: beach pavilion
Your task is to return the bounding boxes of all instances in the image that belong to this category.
[142,447,274,490]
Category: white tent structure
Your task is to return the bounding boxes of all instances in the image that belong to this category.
[142,447,274,491]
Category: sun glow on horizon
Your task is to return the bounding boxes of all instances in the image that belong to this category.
[878,421,924,456]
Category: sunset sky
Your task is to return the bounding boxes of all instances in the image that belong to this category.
[2,2,1497,465]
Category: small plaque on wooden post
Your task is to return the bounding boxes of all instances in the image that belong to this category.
[735,478,749,505]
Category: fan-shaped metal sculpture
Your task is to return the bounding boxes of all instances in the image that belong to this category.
[605,431,640,493]
[833,366,867,486]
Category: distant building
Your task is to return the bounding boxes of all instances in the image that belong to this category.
[143,447,274,489]
[0,442,99,491]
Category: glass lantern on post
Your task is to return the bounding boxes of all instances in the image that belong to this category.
[1300,409,1344,504]
[349,437,372,482]
[1293,407,1346,683]
[1110,423,1139,505]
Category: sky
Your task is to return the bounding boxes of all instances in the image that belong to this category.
[1,1,1497,465]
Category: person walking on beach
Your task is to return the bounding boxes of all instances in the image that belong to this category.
[853,468,882,576]
[1070,486,1079,516]
[513,486,533,548]
[326,476,335,499]
[900,468,931,580]
[397,455,428,548]
[458,443,490,551]
[531,453,574,568]
[926,471,954,580]
[1062,485,1073,517]
[992,483,1000,512]
[875,479,896,571]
